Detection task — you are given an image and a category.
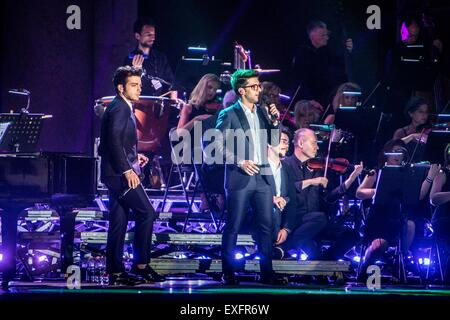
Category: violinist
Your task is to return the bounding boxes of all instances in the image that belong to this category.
[274,128,363,260]
[323,82,361,125]
[356,139,439,280]
[293,100,323,129]
[176,73,221,134]
[430,144,450,258]
[393,96,430,163]
[176,73,222,211]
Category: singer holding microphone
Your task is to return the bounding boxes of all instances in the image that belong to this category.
[215,69,281,285]
[99,66,165,285]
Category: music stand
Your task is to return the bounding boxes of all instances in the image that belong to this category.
[0,113,45,153]
[173,57,229,95]
[423,129,450,165]
[373,165,427,207]
[371,165,427,283]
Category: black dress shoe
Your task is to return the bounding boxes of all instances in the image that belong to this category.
[221,273,239,285]
[108,272,143,286]
[130,265,166,282]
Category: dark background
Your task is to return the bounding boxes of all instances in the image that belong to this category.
[1,0,449,154]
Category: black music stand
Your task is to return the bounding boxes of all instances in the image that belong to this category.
[0,113,45,153]
[423,129,450,165]
[173,57,229,95]
[372,165,427,283]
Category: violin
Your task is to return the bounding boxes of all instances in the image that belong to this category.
[307,157,375,176]
[204,101,223,113]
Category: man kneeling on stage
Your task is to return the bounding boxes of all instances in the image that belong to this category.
[99,66,165,285]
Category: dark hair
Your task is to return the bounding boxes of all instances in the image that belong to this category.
[133,17,156,34]
[377,139,408,169]
[113,66,142,93]
[404,96,429,118]
[306,20,327,35]
[280,127,292,142]
[230,69,259,95]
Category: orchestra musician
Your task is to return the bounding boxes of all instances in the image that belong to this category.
[274,128,362,261]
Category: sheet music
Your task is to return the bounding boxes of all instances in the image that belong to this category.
[0,122,11,142]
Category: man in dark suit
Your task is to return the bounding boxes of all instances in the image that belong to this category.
[99,66,165,285]
[216,69,280,284]
[265,129,297,245]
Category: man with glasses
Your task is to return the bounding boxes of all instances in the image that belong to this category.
[292,20,353,107]
[216,69,280,285]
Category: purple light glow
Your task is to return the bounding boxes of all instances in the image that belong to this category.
[400,22,408,42]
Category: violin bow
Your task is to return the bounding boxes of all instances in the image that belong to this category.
[280,84,302,122]
[323,128,336,178]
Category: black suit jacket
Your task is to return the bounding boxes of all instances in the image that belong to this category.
[215,102,279,191]
[281,155,346,231]
[98,96,139,180]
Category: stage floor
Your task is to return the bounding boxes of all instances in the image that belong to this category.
[2,277,450,316]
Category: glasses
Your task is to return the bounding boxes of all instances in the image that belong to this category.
[243,83,262,91]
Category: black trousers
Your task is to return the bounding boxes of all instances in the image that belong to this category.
[104,176,157,274]
[223,174,273,276]
[280,211,328,257]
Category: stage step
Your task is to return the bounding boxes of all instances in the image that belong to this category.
[149,258,351,277]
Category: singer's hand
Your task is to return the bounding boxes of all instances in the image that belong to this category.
[239,160,260,176]
[273,196,287,210]
[124,170,141,189]
[276,229,288,245]
[132,54,144,69]
[269,104,280,123]
[138,153,149,167]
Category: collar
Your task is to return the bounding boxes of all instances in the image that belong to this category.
[120,94,133,112]
[239,100,256,114]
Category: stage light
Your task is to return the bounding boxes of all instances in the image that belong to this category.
[254,256,260,260]
[419,258,423,265]
[300,253,308,261]
[0,253,3,261]
[235,253,244,260]
[353,256,361,263]
[424,258,430,266]
[291,253,298,259]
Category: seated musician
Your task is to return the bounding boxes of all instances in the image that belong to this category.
[323,82,361,125]
[274,128,362,260]
[431,144,450,242]
[393,96,431,163]
[356,139,439,279]
[175,74,222,211]
[293,100,323,129]
[176,73,221,134]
